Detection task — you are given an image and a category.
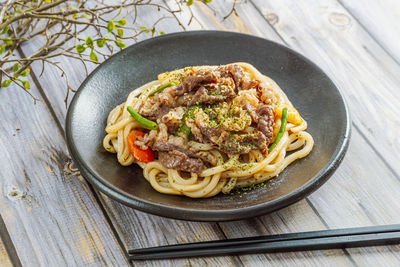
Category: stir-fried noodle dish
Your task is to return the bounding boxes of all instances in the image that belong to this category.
[103,63,314,198]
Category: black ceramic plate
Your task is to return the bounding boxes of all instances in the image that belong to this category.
[66,31,350,221]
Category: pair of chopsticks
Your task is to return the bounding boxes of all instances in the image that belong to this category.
[128,224,400,260]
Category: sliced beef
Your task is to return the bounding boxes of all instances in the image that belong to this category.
[219,131,267,155]
[152,141,177,152]
[158,151,205,173]
[152,141,195,157]
[241,78,259,91]
[152,141,205,173]
[139,89,176,121]
[243,103,259,122]
[173,75,204,96]
[188,86,225,106]
[256,104,275,144]
[197,124,229,144]
[219,64,244,89]
[154,141,205,173]
[219,64,259,91]
[173,72,217,97]
[161,107,185,134]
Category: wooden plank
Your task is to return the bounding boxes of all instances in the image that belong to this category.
[307,129,400,265]
[17,3,241,266]
[169,2,355,265]
[219,200,352,266]
[251,0,400,176]
[15,1,400,266]
[238,0,400,263]
[339,0,400,63]
[95,4,350,266]
[166,0,279,38]
[0,237,13,267]
[0,215,21,267]
[99,197,241,266]
[0,80,129,266]
[18,2,184,130]
[186,0,400,264]
[20,1,345,265]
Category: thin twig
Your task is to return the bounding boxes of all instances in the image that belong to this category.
[0,0,236,104]
[0,0,12,25]
[223,0,238,21]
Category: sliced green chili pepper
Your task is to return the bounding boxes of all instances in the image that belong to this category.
[149,81,179,96]
[268,107,288,153]
[127,106,158,130]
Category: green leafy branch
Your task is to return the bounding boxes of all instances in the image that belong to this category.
[0,0,239,105]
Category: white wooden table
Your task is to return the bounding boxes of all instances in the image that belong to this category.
[1,0,400,266]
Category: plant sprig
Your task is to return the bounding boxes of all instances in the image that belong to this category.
[0,0,239,106]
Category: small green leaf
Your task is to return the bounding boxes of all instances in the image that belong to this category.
[139,26,150,33]
[117,28,124,37]
[187,0,194,6]
[117,19,127,26]
[1,80,11,87]
[107,21,115,33]
[1,25,9,35]
[20,68,30,77]
[159,31,166,35]
[15,10,23,13]
[81,14,91,19]
[85,36,93,47]
[72,13,79,19]
[114,39,126,48]
[4,37,12,46]
[96,39,106,48]
[22,80,30,89]
[90,51,98,62]
[0,45,5,54]
[76,44,86,53]
[13,63,19,72]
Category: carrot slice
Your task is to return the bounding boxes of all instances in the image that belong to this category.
[127,130,155,163]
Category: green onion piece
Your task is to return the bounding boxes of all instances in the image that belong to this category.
[149,81,179,96]
[127,106,158,130]
[177,123,191,138]
[176,105,202,138]
[268,107,288,153]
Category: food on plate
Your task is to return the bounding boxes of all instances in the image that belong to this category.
[103,63,314,198]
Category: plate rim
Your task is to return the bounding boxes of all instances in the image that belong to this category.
[65,30,351,221]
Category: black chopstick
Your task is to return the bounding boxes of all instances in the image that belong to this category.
[130,231,400,260]
[128,224,400,260]
[129,224,400,254]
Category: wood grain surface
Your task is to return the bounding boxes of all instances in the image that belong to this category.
[0,219,14,267]
[0,62,129,266]
[0,242,12,267]
[1,0,400,266]
[340,0,400,64]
